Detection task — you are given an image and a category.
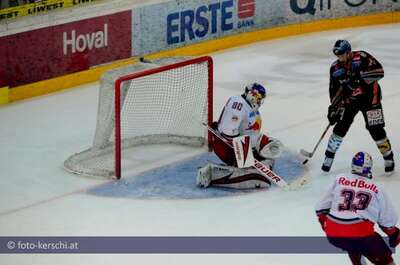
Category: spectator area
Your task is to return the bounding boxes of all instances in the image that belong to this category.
[0,0,103,20]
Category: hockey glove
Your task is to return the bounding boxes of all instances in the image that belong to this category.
[381,226,400,248]
[327,104,344,125]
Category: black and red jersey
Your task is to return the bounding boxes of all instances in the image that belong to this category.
[329,51,384,105]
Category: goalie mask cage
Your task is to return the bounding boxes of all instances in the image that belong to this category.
[64,56,213,179]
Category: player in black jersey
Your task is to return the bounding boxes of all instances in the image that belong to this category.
[322,39,395,174]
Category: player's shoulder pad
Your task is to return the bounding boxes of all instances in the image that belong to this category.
[229,94,245,103]
[355,50,369,58]
[227,95,241,103]
[226,95,248,110]
[331,60,339,67]
[330,60,341,70]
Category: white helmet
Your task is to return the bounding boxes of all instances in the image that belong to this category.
[351,151,373,178]
[245,83,266,109]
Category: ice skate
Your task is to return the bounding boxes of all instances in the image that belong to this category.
[384,158,395,176]
[322,157,334,172]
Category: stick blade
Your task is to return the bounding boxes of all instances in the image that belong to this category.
[300,149,312,158]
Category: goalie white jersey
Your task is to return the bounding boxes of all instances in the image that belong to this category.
[315,173,398,227]
[217,95,262,148]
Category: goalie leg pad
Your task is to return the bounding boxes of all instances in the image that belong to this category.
[211,133,236,166]
[196,163,212,188]
[197,163,271,189]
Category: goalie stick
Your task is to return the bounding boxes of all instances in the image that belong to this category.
[203,123,290,191]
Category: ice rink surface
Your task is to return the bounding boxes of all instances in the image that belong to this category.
[0,23,399,264]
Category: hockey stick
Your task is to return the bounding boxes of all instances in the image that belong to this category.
[203,123,290,190]
[300,123,331,165]
[299,88,346,165]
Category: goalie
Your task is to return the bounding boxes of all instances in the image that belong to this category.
[197,83,283,189]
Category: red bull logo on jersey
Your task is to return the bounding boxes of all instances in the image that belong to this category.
[338,177,379,194]
[246,115,262,131]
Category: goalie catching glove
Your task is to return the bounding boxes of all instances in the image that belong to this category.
[256,135,283,160]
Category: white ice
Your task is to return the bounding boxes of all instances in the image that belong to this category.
[0,23,399,265]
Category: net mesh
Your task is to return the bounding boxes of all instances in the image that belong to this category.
[64,57,211,178]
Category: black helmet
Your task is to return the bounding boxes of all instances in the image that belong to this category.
[333,40,351,55]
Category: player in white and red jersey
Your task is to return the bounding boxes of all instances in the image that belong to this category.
[217,93,263,151]
[315,151,400,265]
[196,83,283,189]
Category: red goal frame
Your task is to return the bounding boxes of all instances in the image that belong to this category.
[114,56,213,179]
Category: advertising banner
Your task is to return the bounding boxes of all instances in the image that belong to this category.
[0,0,102,21]
[286,0,398,22]
[0,11,131,88]
[132,0,399,56]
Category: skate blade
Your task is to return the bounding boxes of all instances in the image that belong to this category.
[384,171,395,177]
[300,149,312,158]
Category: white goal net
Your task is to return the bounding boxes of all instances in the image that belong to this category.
[64,56,213,178]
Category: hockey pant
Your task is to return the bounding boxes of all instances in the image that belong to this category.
[333,102,387,141]
[330,102,393,161]
[327,234,393,265]
[325,216,394,265]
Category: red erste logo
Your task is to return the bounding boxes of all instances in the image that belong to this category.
[238,0,255,19]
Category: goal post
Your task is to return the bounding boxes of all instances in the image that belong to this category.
[64,56,213,179]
